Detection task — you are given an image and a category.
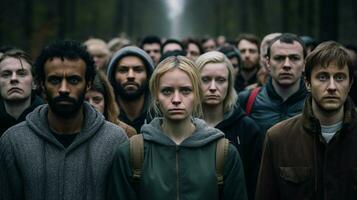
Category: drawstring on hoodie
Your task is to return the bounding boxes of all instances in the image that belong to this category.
[42,140,47,200]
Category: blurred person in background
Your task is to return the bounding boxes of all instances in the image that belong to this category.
[140,35,162,66]
[84,38,111,72]
[85,70,137,137]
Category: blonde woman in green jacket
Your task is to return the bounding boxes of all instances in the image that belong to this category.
[107,56,247,200]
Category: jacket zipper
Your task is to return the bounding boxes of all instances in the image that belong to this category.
[176,146,180,200]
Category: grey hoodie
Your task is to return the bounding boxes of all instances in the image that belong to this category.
[0,102,128,200]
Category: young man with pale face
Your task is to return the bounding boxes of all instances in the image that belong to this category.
[140,36,162,66]
[0,40,127,200]
[0,48,43,136]
[256,41,357,200]
[238,33,308,134]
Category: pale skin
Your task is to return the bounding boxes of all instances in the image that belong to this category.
[44,58,90,134]
[306,64,352,125]
[0,57,33,119]
[157,68,196,145]
[200,63,229,127]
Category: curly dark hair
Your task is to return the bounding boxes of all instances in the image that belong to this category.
[34,40,95,85]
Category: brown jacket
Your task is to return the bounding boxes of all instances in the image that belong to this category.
[256,95,357,200]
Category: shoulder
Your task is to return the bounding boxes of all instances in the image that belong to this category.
[99,121,129,141]
[266,114,303,142]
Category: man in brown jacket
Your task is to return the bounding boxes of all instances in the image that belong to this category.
[256,41,357,200]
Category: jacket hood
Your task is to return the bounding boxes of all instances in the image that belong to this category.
[106,46,154,88]
[141,117,224,147]
[26,102,105,150]
[216,105,246,129]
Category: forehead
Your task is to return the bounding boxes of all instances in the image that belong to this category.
[44,57,86,76]
[117,56,145,66]
[143,43,160,49]
[163,43,182,52]
[238,39,258,49]
[270,41,303,56]
[0,57,31,72]
[159,68,192,86]
[201,63,229,76]
[311,63,349,75]
[188,43,200,51]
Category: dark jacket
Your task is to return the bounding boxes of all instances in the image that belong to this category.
[107,118,247,200]
[235,72,258,93]
[238,78,308,134]
[106,46,154,133]
[216,106,263,200]
[0,103,128,200]
[256,95,357,200]
[0,93,43,136]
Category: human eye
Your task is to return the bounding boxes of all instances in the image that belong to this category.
[68,76,81,85]
[47,76,61,85]
[17,69,28,76]
[289,55,301,62]
[335,73,347,81]
[316,73,328,81]
[134,66,145,73]
[273,56,285,62]
[216,77,227,83]
[181,87,192,95]
[92,96,103,103]
[201,76,210,83]
[161,87,173,95]
[0,71,11,78]
[116,67,128,73]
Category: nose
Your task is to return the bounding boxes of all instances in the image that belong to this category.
[327,77,337,92]
[127,68,135,79]
[59,80,70,95]
[172,91,182,105]
[283,57,292,70]
[209,80,217,92]
[10,72,19,83]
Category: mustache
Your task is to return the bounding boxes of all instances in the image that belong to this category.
[53,95,77,104]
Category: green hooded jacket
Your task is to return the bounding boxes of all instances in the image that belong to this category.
[107,118,247,200]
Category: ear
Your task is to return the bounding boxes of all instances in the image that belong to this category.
[86,81,92,92]
[266,56,272,72]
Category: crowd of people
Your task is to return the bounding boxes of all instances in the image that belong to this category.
[0,32,357,200]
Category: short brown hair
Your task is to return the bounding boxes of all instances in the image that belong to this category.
[304,41,353,82]
[236,33,260,53]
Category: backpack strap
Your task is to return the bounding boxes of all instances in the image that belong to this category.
[129,134,144,194]
[216,137,229,198]
[245,87,261,115]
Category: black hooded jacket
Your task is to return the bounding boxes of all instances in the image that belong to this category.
[215,105,263,200]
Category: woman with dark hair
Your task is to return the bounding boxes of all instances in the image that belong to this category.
[85,70,136,137]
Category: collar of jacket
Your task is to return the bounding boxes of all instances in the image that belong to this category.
[302,95,356,136]
[266,77,308,103]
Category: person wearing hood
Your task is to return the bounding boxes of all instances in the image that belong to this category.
[196,51,263,200]
[107,56,247,200]
[0,47,43,136]
[0,40,128,200]
[107,46,154,133]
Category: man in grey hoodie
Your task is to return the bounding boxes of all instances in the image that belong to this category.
[107,46,154,133]
[0,40,128,200]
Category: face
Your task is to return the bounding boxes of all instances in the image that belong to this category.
[43,58,88,118]
[307,64,352,113]
[87,45,110,70]
[143,43,161,65]
[202,39,216,52]
[186,43,200,61]
[0,57,33,102]
[200,63,229,107]
[157,68,194,121]
[115,56,148,100]
[238,39,259,70]
[162,43,183,53]
[267,41,305,88]
[229,57,239,78]
[85,90,105,114]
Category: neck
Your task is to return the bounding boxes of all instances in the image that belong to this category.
[161,117,195,145]
[4,97,31,120]
[47,107,84,134]
[118,95,145,121]
[272,79,301,101]
[202,103,224,127]
[312,100,344,126]
[241,67,257,81]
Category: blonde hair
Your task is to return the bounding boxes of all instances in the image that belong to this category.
[149,56,203,118]
[195,51,237,113]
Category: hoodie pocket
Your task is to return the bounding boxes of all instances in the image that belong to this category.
[279,167,313,200]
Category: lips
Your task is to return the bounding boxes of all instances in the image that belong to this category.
[8,87,23,94]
